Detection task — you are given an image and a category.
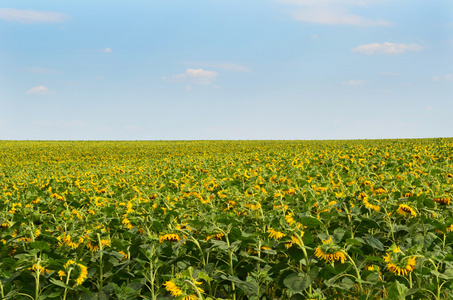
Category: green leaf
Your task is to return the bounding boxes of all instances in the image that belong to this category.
[49,278,73,290]
[197,271,213,282]
[222,275,258,296]
[364,235,384,251]
[346,238,362,246]
[333,228,345,242]
[300,217,323,228]
[283,273,311,293]
[359,218,381,229]
[433,269,453,280]
[339,277,355,290]
[388,280,408,300]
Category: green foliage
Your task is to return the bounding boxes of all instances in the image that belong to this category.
[0,139,453,299]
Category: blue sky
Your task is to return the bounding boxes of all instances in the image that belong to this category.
[0,0,452,140]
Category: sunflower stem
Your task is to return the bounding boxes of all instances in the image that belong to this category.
[343,251,363,293]
[34,256,41,300]
[63,268,73,300]
[294,232,312,295]
[97,233,104,292]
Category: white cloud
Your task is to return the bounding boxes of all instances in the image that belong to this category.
[163,68,218,85]
[192,62,251,72]
[27,86,48,94]
[343,79,364,85]
[95,48,113,53]
[277,0,392,26]
[351,42,423,55]
[432,74,452,81]
[0,8,70,24]
[185,85,193,91]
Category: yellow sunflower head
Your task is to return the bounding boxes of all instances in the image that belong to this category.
[159,233,181,243]
[396,204,417,217]
[267,228,286,240]
[433,197,450,205]
[314,237,346,264]
[383,246,416,277]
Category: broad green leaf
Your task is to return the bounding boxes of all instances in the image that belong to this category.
[364,235,384,251]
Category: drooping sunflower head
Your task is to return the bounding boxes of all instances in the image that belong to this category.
[433,197,450,205]
[367,264,381,273]
[159,233,181,243]
[383,246,416,277]
[62,260,88,286]
[163,280,183,297]
[385,255,416,276]
[396,204,417,217]
[285,213,296,226]
[205,232,224,241]
[314,237,346,264]
[362,197,380,212]
[285,234,304,249]
[267,228,286,240]
[164,271,205,299]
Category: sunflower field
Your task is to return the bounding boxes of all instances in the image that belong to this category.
[1,139,453,300]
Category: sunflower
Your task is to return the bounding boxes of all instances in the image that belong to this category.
[373,188,386,195]
[62,260,88,286]
[433,197,450,205]
[363,197,380,212]
[314,237,347,264]
[58,270,66,280]
[159,233,181,243]
[205,232,224,241]
[285,235,303,249]
[75,264,88,286]
[285,213,296,226]
[118,250,129,260]
[448,225,453,233]
[29,264,53,275]
[383,253,416,276]
[163,280,183,297]
[397,204,417,217]
[267,228,286,240]
[367,264,381,273]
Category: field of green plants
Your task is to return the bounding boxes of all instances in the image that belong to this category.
[1,139,453,300]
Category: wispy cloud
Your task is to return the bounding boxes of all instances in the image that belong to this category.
[277,0,392,26]
[99,48,113,53]
[351,42,423,55]
[189,62,251,72]
[163,68,218,85]
[27,86,49,94]
[0,8,70,24]
[432,74,452,81]
[343,79,364,85]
